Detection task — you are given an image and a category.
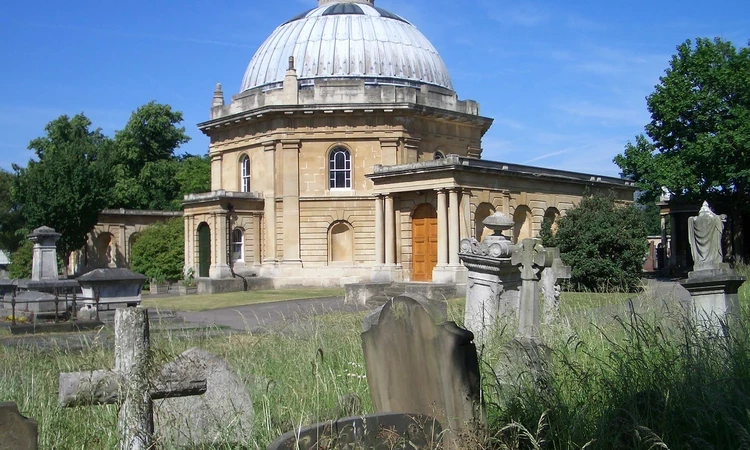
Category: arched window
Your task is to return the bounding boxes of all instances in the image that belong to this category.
[329,221,353,263]
[434,150,445,160]
[231,228,244,263]
[328,147,351,189]
[240,155,250,192]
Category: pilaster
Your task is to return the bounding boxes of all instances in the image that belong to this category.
[281,139,302,267]
[263,141,278,266]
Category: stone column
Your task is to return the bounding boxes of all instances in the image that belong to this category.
[253,215,262,266]
[119,225,127,268]
[374,195,385,266]
[281,140,302,266]
[209,211,231,279]
[437,189,448,267]
[263,141,277,265]
[449,189,460,266]
[385,195,396,266]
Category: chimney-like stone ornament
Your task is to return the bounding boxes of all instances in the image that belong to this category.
[319,0,374,6]
[212,83,224,108]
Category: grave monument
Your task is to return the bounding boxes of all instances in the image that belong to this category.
[680,202,746,328]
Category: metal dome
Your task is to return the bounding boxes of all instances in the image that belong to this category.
[240,2,454,92]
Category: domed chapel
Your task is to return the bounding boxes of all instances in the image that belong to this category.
[182,0,636,289]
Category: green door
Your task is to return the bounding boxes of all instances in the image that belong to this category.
[198,223,211,278]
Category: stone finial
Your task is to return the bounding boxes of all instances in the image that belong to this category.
[288,56,295,71]
[212,83,224,108]
[27,226,61,244]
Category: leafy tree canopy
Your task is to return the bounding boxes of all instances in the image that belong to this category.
[614,38,750,210]
[542,193,648,292]
[0,169,26,253]
[174,154,211,205]
[130,217,184,282]
[109,102,191,210]
[12,114,113,266]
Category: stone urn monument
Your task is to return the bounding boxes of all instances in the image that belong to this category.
[28,226,61,281]
[458,212,520,343]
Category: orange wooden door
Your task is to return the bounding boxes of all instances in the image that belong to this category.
[412,204,438,282]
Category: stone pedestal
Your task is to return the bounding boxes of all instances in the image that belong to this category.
[680,270,745,329]
[27,226,61,281]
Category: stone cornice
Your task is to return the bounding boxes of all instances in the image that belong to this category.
[198,103,493,135]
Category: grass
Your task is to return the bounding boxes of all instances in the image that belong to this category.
[141,288,345,312]
[2,271,749,449]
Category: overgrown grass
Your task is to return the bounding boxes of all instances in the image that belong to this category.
[2,274,749,449]
[141,288,345,312]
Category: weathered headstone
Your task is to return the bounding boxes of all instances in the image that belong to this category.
[267,413,443,450]
[154,347,255,447]
[496,238,552,392]
[459,212,520,343]
[362,295,482,440]
[59,308,208,450]
[0,402,37,450]
[680,202,746,329]
[540,247,571,326]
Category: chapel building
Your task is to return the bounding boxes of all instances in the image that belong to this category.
[182,0,636,289]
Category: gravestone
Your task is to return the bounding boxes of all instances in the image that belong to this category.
[496,238,552,393]
[680,202,746,329]
[154,348,255,448]
[539,247,571,326]
[0,402,37,450]
[267,413,443,450]
[362,295,482,440]
[59,308,208,450]
[459,212,520,343]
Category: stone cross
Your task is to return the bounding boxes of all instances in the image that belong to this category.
[539,247,571,325]
[511,238,550,339]
[58,308,207,450]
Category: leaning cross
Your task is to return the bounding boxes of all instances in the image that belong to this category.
[511,238,551,339]
[58,308,207,450]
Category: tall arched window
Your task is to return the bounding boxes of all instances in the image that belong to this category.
[231,228,244,263]
[328,147,351,189]
[240,155,250,192]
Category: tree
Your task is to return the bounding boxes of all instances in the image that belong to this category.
[109,102,191,209]
[0,169,26,253]
[542,193,648,292]
[174,154,211,208]
[12,114,113,270]
[8,240,32,280]
[614,38,750,210]
[130,217,184,282]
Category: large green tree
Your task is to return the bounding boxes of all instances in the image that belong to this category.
[12,114,113,269]
[130,217,184,282]
[614,38,750,209]
[0,169,25,254]
[109,102,191,209]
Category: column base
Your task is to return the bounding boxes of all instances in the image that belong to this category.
[370,265,403,283]
[209,264,232,280]
[431,265,468,284]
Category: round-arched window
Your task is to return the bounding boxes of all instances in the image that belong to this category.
[240,155,250,192]
[329,147,351,189]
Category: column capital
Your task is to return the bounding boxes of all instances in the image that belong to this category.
[280,139,301,151]
[262,140,277,152]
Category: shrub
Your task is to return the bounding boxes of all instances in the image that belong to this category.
[8,239,33,279]
[542,192,648,292]
[130,217,184,282]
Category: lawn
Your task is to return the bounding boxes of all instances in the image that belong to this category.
[141,287,345,312]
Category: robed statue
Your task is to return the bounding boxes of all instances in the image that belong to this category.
[688,202,727,271]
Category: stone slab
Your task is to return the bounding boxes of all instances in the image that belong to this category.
[362,295,481,433]
[154,347,254,447]
[0,402,37,450]
[267,413,443,450]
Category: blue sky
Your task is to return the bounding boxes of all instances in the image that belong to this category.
[0,0,747,177]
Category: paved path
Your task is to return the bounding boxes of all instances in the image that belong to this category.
[177,296,373,332]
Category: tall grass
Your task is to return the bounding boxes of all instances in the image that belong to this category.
[0,311,371,449]
[487,265,750,449]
